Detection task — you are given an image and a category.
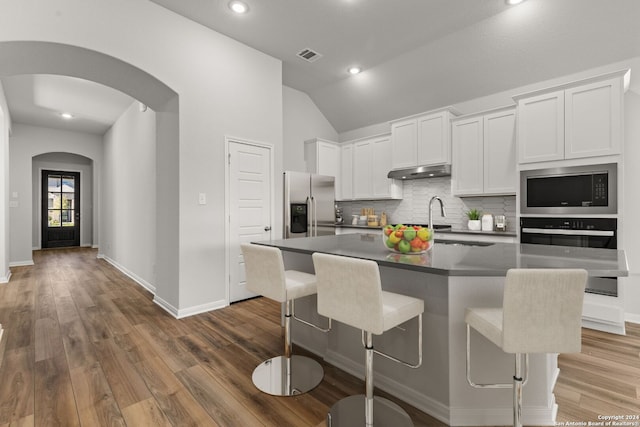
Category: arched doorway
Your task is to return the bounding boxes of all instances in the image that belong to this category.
[0,40,179,307]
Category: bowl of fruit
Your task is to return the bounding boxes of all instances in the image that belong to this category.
[382,224,433,254]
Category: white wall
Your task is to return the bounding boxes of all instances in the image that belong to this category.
[0,0,282,315]
[9,124,102,265]
[102,101,156,291]
[32,152,94,248]
[0,83,9,282]
[283,85,338,171]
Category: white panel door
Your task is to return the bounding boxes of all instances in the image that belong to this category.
[228,140,272,303]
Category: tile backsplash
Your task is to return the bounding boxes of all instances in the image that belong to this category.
[338,177,517,231]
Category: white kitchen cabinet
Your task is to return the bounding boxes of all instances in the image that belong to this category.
[484,109,517,194]
[515,70,627,164]
[352,135,402,200]
[353,140,372,199]
[390,107,458,170]
[304,138,340,177]
[339,143,353,201]
[452,107,516,196]
[390,118,417,169]
[565,76,623,159]
[516,90,564,163]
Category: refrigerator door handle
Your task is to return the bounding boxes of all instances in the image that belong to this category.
[311,196,317,236]
[306,196,312,237]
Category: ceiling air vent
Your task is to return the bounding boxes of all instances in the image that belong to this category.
[297,48,322,63]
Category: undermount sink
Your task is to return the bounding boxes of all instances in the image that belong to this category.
[435,239,495,247]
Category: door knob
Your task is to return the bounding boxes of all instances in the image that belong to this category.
[264,226,272,231]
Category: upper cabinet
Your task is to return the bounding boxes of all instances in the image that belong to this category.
[515,70,628,164]
[452,107,516,196]
[390,107,459,170]
[305,138,340,176]
[352,135,402,200]
[339,143,353,201]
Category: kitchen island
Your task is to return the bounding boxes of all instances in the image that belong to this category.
[256,233,628,426]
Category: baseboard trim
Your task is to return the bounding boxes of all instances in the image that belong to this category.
[153,296,180,318]
[324,349,451,425]
[174,299,228,319]
[97,255,156,294]
[9,260,34,267]
[0,270,11,284]
[91,244,99,249]
[625,312,640,324]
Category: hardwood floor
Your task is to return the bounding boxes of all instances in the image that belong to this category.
[0,247,638,426]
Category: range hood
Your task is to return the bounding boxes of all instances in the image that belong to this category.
[387,164,451,180]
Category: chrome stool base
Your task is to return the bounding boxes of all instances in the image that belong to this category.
[251,355,323,396]
[326,395,413,427]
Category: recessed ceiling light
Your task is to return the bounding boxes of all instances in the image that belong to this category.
[60,112,74,119]
[229,1,248,14]
[348,66,362,75]
[505,0,525,5]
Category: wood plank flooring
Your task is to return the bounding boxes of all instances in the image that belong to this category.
[0,247,638,426]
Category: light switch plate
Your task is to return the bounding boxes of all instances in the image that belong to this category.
[198,193,206,205]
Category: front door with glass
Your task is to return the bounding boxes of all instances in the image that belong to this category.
[42,170,81,248]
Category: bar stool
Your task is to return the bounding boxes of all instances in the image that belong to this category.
[240,243,325,396]
[465,268,587,427]
[312,252,424,427]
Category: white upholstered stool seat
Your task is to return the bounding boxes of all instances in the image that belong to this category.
[465,268,587,427]
[284,270,317,300]
[312,252,424,427]
[240,243,324,397]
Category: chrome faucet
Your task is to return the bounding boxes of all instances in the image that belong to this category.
[428,196,446,230]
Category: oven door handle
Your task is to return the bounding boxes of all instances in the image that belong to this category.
[521,228,615,237]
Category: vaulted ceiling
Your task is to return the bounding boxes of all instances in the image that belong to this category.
[149,0,640,132]
[2,0,640,135]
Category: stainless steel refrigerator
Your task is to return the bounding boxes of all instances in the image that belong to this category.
[284,171,336,239]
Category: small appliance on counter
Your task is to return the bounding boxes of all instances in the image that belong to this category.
[335,204,343,224]
[494,215,507,231]
[481,214,493,232]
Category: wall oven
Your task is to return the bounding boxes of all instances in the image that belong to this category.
[520,217,618,296]
[520,163,617,215]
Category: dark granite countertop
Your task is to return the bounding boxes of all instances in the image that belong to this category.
[256,234,628,277]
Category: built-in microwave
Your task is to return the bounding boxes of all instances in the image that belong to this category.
[520,163,617,215]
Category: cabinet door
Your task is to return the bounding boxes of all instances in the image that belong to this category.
[353,140,372,199]
[417,111,450,166]
[371,136,393,198]
[391,119,417,169]
[452,116,483,196]
[565,77,622,159]
[316,141,340,178]
[484,109,516,195]
[517,90,564,164]
[339,143,353,200]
